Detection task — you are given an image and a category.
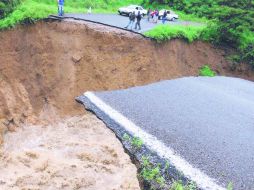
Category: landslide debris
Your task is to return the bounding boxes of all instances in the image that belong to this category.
[0,114,140,190]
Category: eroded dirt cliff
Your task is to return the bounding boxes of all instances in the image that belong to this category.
[1,20,252,126]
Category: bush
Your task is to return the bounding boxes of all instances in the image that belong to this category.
[210,7,254,66]
[0,0,56,29]
[145,24,206,42]
[144,0,254,67]
[0,0,20,18]
[199,65,216,77]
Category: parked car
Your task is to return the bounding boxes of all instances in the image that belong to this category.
[118,5,147,17]
[158,9,179,21]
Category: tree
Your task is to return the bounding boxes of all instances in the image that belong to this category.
[0,0,20,19]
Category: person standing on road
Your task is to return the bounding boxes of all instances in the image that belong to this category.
[58,0,64,16]
[147,8,151,22]
[154,9,159,23]
[134,11,142,30]
[87,7,92,14]
[162,10,167,24]
[125,11,135,30]
[151,10,155,20]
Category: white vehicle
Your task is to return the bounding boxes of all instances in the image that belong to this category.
[118,5,147,17]
[158,9,179,21]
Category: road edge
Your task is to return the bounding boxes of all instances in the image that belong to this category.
[76,91,226,190]
[48,15,154,40]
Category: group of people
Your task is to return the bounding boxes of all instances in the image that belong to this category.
[147,9,159,23]
[125,8,169,31]
[147,9,168,24]
[57,1,168,30]
[124,9,142,30]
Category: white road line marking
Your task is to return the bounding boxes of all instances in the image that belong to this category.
[84,91,226,190]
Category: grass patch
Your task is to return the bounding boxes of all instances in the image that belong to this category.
[199,65,216,77]
[144,24,206,42]
[170,180,197,190]
[140,156,166,189]
[123,133,143,150]
[122,133,200,189]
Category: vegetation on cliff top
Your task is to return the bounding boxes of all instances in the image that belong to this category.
[145,25,206,43]
[144,0,254,66]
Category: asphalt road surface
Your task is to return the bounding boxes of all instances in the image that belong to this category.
[81,77,254,190]
[64,13,203,33]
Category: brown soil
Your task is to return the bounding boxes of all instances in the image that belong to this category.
[0,113,140,190]
[0,19,253,189]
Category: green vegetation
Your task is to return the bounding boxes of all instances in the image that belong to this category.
[170,181,197,190]
[173,11,207,23]
[145,24,206,42]
[143,0,254,66]
[131,136,143,149]
[199,65,216,77]
[0,0,143,29]
[123,133,143,149]
[0,0,20,18]
[123,134,166,188]
[141,156,197,190]
[227,182,233,190]
[122,133,199,189]
[123,133,132,141]
[141,156,166,188]
[0,0,56,28]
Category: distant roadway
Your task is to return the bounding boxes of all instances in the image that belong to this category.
[62,13,203,33]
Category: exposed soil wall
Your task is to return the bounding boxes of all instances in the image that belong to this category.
[0,20,253,126]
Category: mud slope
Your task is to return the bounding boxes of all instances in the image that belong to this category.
[0,20,253,124]
[0,114,141,190]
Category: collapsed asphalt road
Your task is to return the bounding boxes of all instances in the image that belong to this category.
[78,77,254,190]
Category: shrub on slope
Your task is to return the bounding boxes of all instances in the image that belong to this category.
[145,24,206,42]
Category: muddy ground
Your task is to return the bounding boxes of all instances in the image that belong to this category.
[0,113,140,190]
[0,19,253,189]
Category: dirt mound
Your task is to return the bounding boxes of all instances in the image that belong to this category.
[0,20,252,125]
